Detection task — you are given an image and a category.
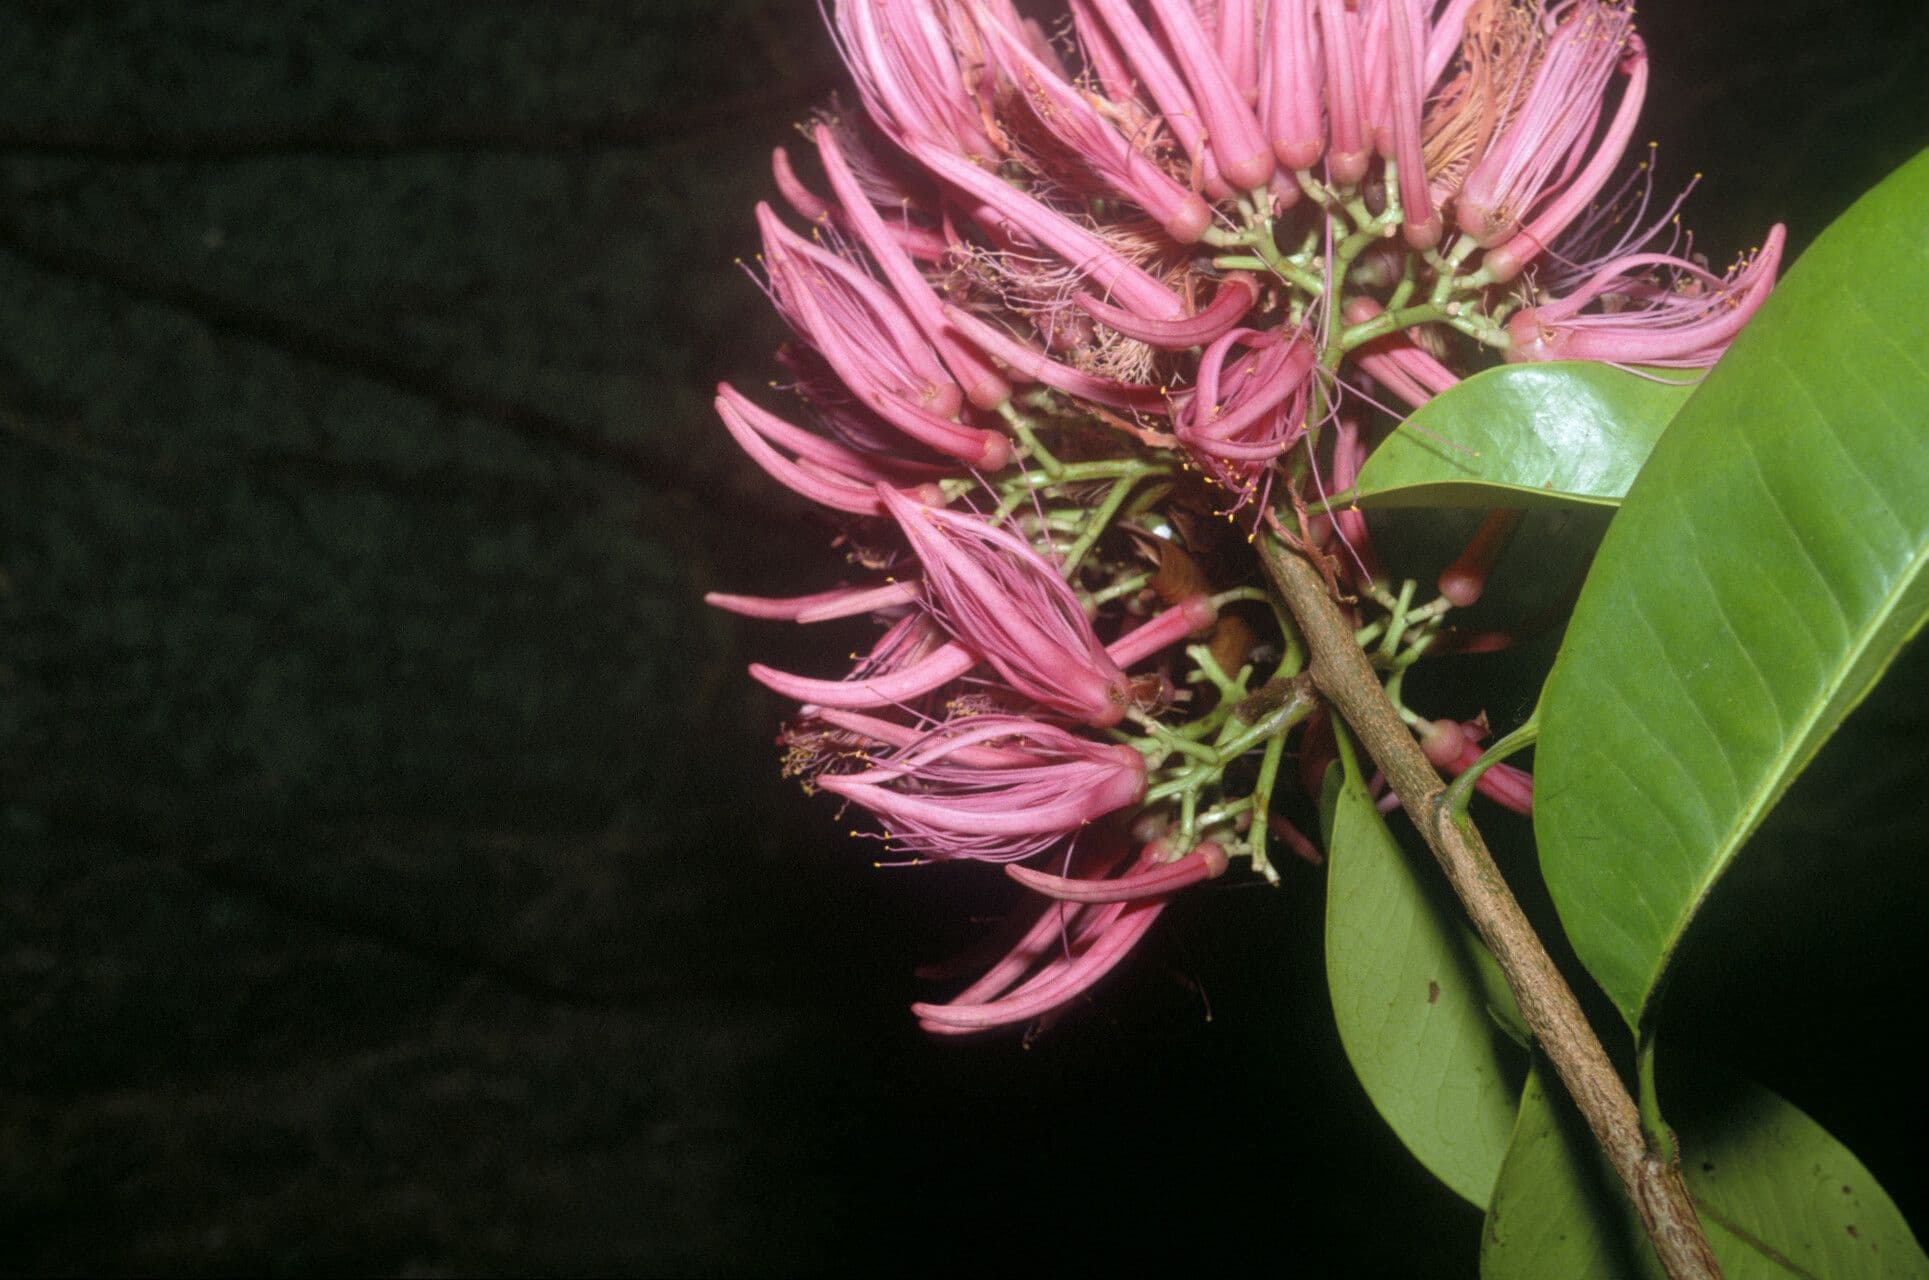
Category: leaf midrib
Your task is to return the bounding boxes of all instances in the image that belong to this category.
[1637,535,1929,1022]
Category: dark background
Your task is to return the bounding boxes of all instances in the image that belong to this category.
[3,2,1925,1274]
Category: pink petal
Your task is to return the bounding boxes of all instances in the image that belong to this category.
[1076,273,1258,350]
[748,642,977,709]
[1007,841,1230,902]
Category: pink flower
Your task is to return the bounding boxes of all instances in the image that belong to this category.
[1007,839,1229,902]
[1380,0,1443,248]
[1105,592,1220,669]
[815,713,1149,862]
[1218,0,1260,100]
[1316,0,1372,183]
[1436,509,1523,608]
[740,516,1215,719]
[1344,296,1461,410]
[940,303,1170,414]
[712,382,950,515]
[773,343,967,465]
[1076,272,1259,351]
[877,484,1136,727]
[749,614,979,711]
[1065,0,1145,112]
[704,579,920,623]
[772,118,948,262]
[1173,326,1317,513]
[1455,2,1647,278]
[758,205,956,411]
[756,204,1011,468]
[1504,224,1786,367]
[974,15,1214,243]
[1144,0,1276,190]
[911,141,1189,324]
[1416,717,1534,814]
[831,0,1004,163]
[916,899,1164,1033]
[1077,0,1231,196]
[709,0,1788,1045]
[814,124,1013,410]
[913,840,1225,1034]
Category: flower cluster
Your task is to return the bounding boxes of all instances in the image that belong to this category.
[710,0,1780,1034]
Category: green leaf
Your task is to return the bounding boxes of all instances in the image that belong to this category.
[1349,363,1693,509]
[1323,727,1524,1209]
[1481,1063,1662,1280]
[1675,1066,1929,1279]
[1535,148,1929,1026]
[1481,1062,1928,1279]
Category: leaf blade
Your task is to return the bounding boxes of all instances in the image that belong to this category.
[1675,1066,1928,1280]
[1350,362,1693,510]
[1534,149,1929,1025]
[1323,729,1524,1208]
[1480,1061,1928,1280]
[1480,1062,1662,1280]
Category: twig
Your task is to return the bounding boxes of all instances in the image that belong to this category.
[1258,538,1721,1280]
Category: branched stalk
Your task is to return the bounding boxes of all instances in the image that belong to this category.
[1059,473,1137,575]
[1257,537,1721,1280]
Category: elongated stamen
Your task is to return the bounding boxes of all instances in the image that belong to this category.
[1483,41,1650,281]
[1457,0,1637,253]
[1505,225,1785,367]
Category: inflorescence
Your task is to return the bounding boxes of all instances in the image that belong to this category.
[708,0,1782,1035]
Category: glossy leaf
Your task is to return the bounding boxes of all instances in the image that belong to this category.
[1482,1062,1927,1279]
[1323,729,1524,1209]
[1349,363,1693,509]
[1536,149,1929,1026]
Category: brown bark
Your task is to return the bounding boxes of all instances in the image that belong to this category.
[1259,539,1721,1280]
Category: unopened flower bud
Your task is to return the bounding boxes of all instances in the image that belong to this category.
[1438,509,1524,608]
[1416,717,1470,769]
